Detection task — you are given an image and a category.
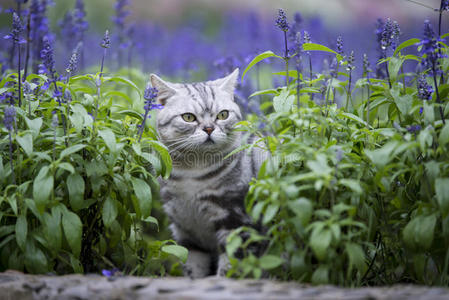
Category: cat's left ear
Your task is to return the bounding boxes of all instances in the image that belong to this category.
[150,74,177,105]
[218,68,239,95]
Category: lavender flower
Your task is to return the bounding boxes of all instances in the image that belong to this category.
[143,86,162,111]
[336,36,343,55]
[407,125,422,133]
[347,51,355,71]
[39,36,56,78]
[441,0,449,11]
[418,20,444,72]
[303,30,311,44]
[101,30,111,49]
[417,74,433,100]
[4,106,16,131]
[289,12,302,41]
[64,89,72,102]
[102,268,119,277]
[138,85,161,141]
[112,0,130,28]
[363,53,372,76]
[4,12,25,44]
[66,43,81,74]
[275,9,289,32]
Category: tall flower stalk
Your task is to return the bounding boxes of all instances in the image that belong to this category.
[345,51,355,111]
[4,13,25,107]
[95,30,111,120]
[4,106,16,184]
[419,20,445,123]
[303,31,314,100]
[275,9,290,87]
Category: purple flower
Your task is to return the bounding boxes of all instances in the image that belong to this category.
[347,51,355,71]
[101,30,111,49]
[39,36,56,78]
[4,12,25,44]
[418,20,444,71]
[363,53,372,75]
[112,0,130,28]
[3,106,16,131]
[66,43,81,74]
[441,0,449,11]
[102,268,119,277]
[143,86,162,112]
[407,125,422,133]
[336,35,343,55]
[275,9,289,32]
[417,74,433,100]
[303,30,311,43]
[64,89,72,102]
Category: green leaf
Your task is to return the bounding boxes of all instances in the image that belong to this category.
[310,227,331,261]
[403,214,437,251]
[162,244,188,263]
[59,144,86,160]
[142,216,159,228]
[24,240,48,274]
[42,209,62,252]
[365,141,398,169]
[102,197,118,227]
[58,162,75,174]
[98,128,117,154]
[435,178,449,217]
[439,123,449,146]
[339,112,370,128]
[16,134,33,157]
[311,265,329,284]
[259,255,284,270]
[393,38,420,56]
[15,215,27,252]
[131,177,152,219]
[262,203,279,225]
[67,173,85,211]
[345,242,367,274]
[339,179,362,195]
[62,210,82,257]
[249,89,278,98]
[273,89,295,113]
[69,254,84,273]
[388,56,404,82]
[104,76,142,96]
[287,197,312,226]
[242,51,283,81]
[24,117,43,138]
[145,140,172,179]
[303,43,338,56]
[33,166,53,213]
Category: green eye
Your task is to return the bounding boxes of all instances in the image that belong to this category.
[217,110,229,120]
[182,113,196,122]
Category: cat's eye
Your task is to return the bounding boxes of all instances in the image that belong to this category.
[182,113,196,122]
[216,110,229,120]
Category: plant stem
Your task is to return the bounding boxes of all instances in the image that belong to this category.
[283,31,289,87]
[8,131,15,185]
[346,70,353,111]
[308,55,314,100]
[432,66,446,124]
[296,66,301,108]
[17,43,22,107]
[23,13,31,82]
[385,62,392,88]
[366,75,371,126]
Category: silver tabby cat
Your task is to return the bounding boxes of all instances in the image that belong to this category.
[150,69,268,278]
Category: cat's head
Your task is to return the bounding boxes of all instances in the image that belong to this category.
[150,69,241,156]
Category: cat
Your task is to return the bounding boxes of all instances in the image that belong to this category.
[150,69,268,278]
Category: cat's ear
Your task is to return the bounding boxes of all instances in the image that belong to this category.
[218,68,239,95]
[150,74,177,105]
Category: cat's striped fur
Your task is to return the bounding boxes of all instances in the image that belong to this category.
[151,69,268,277]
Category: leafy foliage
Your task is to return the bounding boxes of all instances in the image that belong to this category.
[0,68,186,275]
[226,25,449,286]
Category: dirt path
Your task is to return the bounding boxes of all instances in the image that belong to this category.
[1,270,448,300]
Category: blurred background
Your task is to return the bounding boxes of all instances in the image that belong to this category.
[0,0,446,108]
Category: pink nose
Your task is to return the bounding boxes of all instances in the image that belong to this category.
[203,126,214,135]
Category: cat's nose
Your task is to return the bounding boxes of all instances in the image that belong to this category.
[203,126,215,135]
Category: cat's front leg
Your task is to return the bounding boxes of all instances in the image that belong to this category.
[183,248,212,278]
[215,228,231,276]
[169,223,212,278]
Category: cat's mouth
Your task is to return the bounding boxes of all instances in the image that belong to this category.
[204,136,215,144]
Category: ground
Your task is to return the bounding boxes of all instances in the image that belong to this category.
[1,270,449,300]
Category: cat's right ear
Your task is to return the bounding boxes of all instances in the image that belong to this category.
[150,74,176,105]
